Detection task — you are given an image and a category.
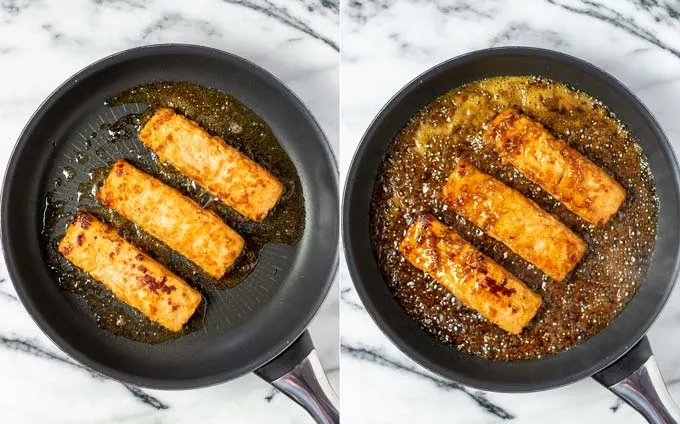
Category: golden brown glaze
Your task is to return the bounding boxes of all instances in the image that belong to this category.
[484,108,627,226]
[97,160,244,279]
[139,108,284,222]
[58,211,202,332]
[371,76,657,360]
[442,159,586,281]
[400,214,542,334]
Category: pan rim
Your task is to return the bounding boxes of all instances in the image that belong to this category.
[342,46,680,392]
[2,43,339,389]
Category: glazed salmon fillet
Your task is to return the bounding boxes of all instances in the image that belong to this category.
[484,108,626,226]
[58,211,202,332]
[97,160,244,279]
[139,108,284,222]
[442,160,586,281]
[400,213,542,334]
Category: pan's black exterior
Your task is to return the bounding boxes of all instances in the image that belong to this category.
[2,45,338,389]
[342,47,680,392]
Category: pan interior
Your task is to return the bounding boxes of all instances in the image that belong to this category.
[343,47,680,391]
[3,46,338,388]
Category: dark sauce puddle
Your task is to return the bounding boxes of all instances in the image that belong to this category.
[371,76,658,360]
[42,82,305,343]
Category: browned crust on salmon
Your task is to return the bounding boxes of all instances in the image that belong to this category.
[442,159,587,281]
[139,108,284,222]
[484,108,626,226]
[58,211,202,332]
[400,213,542,334]
[97,160,244,279]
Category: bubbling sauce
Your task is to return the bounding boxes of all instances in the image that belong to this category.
[371,76,658,360]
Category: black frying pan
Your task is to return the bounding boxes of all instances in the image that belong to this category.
[343,47,680,423]
[2,44,338,423]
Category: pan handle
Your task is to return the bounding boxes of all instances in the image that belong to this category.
[255,330,339,424]
[593,336,680,424]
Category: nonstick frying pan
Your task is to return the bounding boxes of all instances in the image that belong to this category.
[2,44,338,423]
[343,47,680,423]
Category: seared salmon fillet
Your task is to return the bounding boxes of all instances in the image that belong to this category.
[97,160,244,279]
[139,108,284,222]
[400,214,542,334]
[443,160,586,281]
[484,108,626,226]
[58,211,202,332]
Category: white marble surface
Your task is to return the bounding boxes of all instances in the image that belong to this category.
[0,0,338,423]
[340,0,680,423]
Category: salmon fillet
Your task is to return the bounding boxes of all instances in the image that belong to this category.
[484,108,626,226]
[139,108,284,222]
[97,160,244,279]
[442,159,587,281]
[58,211,202,332]
[400,213,542,334]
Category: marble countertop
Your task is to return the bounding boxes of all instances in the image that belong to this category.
[0,1,338,423]
[340,0,680,423]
